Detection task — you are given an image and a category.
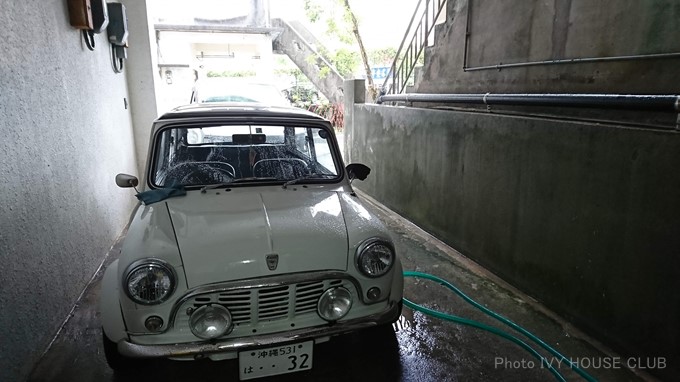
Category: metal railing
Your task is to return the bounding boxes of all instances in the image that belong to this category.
[382,0,447,95]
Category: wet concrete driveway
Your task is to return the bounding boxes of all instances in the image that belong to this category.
[28,193,649,382]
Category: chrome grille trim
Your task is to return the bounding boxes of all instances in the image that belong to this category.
[183,279,342,326]
[158,271,363,334]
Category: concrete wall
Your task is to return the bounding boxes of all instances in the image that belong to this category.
[416,0,680,94]
[345,82,680,379]
[365,0,680,379]
[0,1,139,381]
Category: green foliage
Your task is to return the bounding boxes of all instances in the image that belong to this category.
[341,2,355,26]
[304,0,361,77]
[303,48,357,79]
[318,66,331,79]
[207,70,256,78]
[303,0,323,23]
[287,86,320,104]
[304,53,318,66]
[368,47,397,66]
[338,32,354,45]
[332,48,359,77]
[275,66,305,81]
[326,18,339,36]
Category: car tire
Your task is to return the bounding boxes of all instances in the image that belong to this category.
[363,300,403,343]
[102,328,141,372]
[391,300,403,323]
[373,300,404,343]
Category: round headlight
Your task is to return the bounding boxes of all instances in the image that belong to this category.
[356,239,394,278]
[317,287,353,321]
[189,305,233,339]
[124,259,176,305]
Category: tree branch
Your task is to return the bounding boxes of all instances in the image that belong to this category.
[342,0,376,99]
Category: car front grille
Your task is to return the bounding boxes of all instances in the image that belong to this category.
[183,279,344,325]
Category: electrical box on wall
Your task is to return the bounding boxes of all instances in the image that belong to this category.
[107,2,129,73]
[107,3,128,46]
[79,0,109,51]
[91,0,109,34]
[67,0,93,29]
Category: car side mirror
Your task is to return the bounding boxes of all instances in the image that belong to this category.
[346,163,370,182]
[115,173,139,188]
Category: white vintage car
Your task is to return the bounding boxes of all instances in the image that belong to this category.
[100,103,403,380]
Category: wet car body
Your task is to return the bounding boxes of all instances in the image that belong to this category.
[100,103,403,380]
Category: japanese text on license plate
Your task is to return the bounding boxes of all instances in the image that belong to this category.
[239,341,313,380]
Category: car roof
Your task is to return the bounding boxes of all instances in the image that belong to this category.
[157,103,326,121]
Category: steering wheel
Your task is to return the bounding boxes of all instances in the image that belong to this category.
[170,163,235,185]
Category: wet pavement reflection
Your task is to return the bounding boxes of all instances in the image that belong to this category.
[28,194,647,382]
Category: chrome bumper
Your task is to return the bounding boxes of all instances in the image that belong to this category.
[118,301,400,359]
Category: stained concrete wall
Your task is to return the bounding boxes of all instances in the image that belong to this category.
[416,0,680,94]
[345,83,680,379]
[0,1,139,381]
[361,0,679,379]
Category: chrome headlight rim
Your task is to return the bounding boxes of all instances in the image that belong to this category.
[354,238,395,278]
[317,286,353,322]
[189,304,233,340]
[123,258,177,306]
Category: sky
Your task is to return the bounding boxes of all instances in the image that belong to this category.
[270,0,417,49]
[154,0,418,49]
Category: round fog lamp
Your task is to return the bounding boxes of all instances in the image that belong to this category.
[317,287,353,321]
[145,316,164,332]
[189,305,233,339]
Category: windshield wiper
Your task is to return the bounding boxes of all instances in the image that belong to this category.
[282,173,336,189]
[200,177,279,192]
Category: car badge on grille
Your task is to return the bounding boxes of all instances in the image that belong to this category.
[266,254,279,271]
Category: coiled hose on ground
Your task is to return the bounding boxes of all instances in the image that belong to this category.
[402,271,597,382]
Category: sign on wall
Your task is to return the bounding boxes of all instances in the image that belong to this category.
[371,66,390,80]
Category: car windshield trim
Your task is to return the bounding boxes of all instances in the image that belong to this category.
[147,121,343,190]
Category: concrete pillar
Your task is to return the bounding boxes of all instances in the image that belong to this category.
[257,35,274,81]
[343,79,365,164]
[121,0,162,179]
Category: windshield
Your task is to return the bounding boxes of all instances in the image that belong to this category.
[151,124,340,188]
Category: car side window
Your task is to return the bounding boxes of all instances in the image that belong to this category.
[294,130,311,158]
[312,130,336,174]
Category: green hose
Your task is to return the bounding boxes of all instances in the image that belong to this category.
[403,271,597,382]
[402,298,567,382]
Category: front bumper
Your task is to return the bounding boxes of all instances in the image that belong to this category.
[118,300,400,358]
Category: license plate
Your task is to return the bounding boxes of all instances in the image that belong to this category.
[238,341,313,380]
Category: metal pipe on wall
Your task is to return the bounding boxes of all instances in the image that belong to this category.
[376,93,680,113]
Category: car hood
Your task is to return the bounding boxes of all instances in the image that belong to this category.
[165,190,348,288]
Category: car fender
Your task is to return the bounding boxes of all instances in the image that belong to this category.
[100,259,127,342]
[390,258,404,302]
